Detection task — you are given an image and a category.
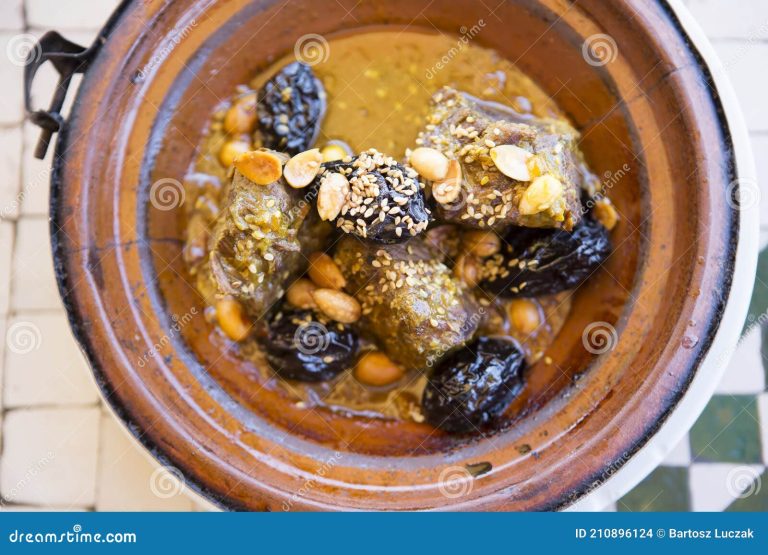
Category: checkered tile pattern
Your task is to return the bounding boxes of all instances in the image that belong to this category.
[0,0,766,511]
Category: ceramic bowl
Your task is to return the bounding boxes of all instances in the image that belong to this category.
[33,0,757,510]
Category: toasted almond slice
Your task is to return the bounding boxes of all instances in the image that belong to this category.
[284,148,323,188]
[490,144,533,181]
[233,150,283,185]
[518,174,564,216]
[431,159,462,204]
[409,147,450,181]
[317,172,350,221]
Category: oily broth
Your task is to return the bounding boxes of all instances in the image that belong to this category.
[184,29,573,422]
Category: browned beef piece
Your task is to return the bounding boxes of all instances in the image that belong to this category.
[333,235,480,370]
[206,169,330,318]
[417,87,593,232]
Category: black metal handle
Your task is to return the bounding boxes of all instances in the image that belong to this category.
[24,31,98,160]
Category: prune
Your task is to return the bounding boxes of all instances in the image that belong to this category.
[262,307,358,382]
[422,337,526,433]
[256,62,326,155]
[321,149,431,243]
[480,218,611,298]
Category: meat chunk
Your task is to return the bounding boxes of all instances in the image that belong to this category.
[416,87,591,231]
[333,235,480,370]
[206,167,330,318]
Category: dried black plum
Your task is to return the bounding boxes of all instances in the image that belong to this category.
[256,62,326,155]
[320,149,431,243]
[480,218,611,297]
[263,307,358,382]
[422,337,526,433]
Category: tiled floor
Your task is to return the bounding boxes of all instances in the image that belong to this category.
[0,0,765,512]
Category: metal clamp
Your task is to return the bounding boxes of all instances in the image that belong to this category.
[23,31,98,160]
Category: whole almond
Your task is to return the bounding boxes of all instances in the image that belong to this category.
[307,252,347,290]
[354,351,405,386]
[215,297,252,341]
[223,93,257,134]
[311,288,361,324]
[284,148,323,188]
[317,172,350,221]
[286,278,317,309]
[409,147,450,181]
[453,254,480,288]
[463,230,501,258]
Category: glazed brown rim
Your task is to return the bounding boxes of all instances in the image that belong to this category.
[47,0,739,510]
